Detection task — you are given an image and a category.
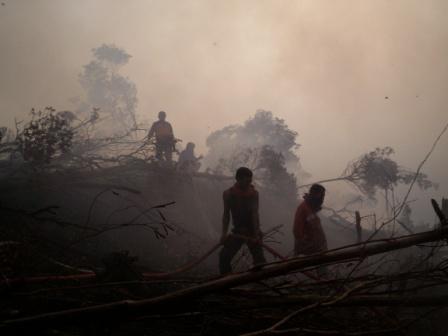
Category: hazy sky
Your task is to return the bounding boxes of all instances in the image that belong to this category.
[1,0,447,223]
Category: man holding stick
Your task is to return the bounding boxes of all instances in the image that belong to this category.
[219,167,266,274]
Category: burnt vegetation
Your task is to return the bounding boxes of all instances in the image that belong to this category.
[1,45,448,336]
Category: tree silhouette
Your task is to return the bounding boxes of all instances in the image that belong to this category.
[299,147,436,200]
[18,107,74,163]
[204,109,306,180]
[79,44,137,135]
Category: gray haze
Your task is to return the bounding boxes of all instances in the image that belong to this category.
[1,0,447,223]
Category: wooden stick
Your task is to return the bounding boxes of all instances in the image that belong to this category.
[355,211,362,243]
[432,198,447,225]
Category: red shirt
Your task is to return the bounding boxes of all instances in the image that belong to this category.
[293,200,327,254]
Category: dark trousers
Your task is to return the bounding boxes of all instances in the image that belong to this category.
[219,235,266,274]
[155,140,173,162]
[294,239,328,278]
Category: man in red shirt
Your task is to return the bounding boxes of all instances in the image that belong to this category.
[293,184,327,255]
[219,167,266,274]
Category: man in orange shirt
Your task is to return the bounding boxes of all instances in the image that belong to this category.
[293,184,327,255]
[148,111,175,162]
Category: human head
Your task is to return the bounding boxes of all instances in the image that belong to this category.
[186,142,195,151]
[309,184,325,198]
[235,167,253,189]
[158,111,166,121]
[306,184,326,210]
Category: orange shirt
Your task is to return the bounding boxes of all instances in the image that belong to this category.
[149,121,174,141]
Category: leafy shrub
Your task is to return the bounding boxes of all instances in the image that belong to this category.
[19,107,74,163]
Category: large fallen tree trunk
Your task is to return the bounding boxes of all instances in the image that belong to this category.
[208,294,448,310]
[2,223,448,330]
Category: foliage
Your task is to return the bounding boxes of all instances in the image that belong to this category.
[79,44,137,134]
[257,146,298,201]
[18,107,74,163]
[0,127,7,142]
[206,110,303,201]
[213,147,260,176]
[214,145,298,201]
[92,44,131,66]
[205,110,304,177]
[0,104,154,170]
[342,147,436,198]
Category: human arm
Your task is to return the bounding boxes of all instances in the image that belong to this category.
[147,123,156,139]
[221,191,231,243]
[293,204,307,241]
[252,191,262,238]
[167,122,174,137]
[166,122,176,150]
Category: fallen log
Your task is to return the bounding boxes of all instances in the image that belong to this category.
[207,294,448,310]
[0,231,289,287]
[2,224,448,330]
[0,273,96,287]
